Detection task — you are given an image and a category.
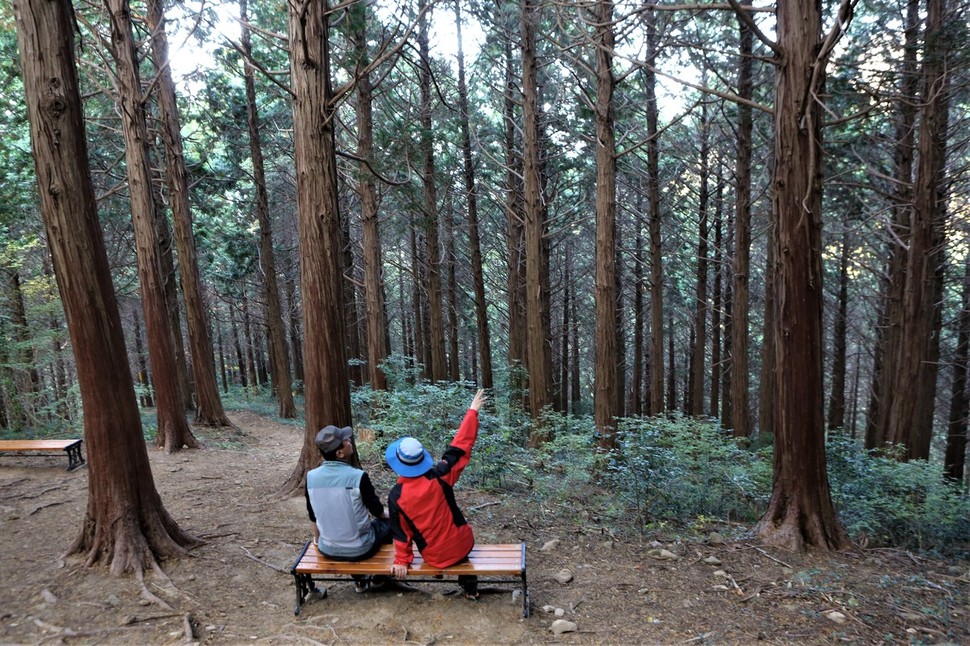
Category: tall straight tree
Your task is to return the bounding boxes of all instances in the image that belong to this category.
[349,0,390,392]
[240,0,297,417]
[690,102,710,416]
[504,24,527,408]
[106,0,198,453]
[418,10,448,383]
[146,0,231,428]
[592,0,618,448]
[865,0,920,449]
[454,0,493,393]
[945,252,970,482]
[644,9,665,415]
[886,0,951,460]
[710,168,724,418]
[283,0,353,492]
[522,0,553,434]
[730,0,754,437]
[13,0,199,575]
[826,224,850,430]
[752,0,851,551]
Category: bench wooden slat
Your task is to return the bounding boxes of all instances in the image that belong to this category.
[0,439,81,451]
[296,543,524,575]
[292,541,529,617]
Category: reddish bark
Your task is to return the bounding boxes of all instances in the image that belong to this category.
[13,0,199,575]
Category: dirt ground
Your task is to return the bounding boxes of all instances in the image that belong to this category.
[1,409,968,645]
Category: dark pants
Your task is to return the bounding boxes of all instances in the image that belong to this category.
[321,518,394,585]
[445,555,478,595]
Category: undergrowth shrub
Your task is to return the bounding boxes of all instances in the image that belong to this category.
[602,416,772,532]
[528,411,600,504]
[826,436,970,555]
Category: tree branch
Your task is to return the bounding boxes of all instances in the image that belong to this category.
[725,0,781,56]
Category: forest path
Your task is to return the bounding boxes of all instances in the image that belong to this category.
[0,409,967,644]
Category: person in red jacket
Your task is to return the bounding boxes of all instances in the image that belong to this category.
[386,389,486,599]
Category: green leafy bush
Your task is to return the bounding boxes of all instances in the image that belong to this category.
[826,436,970,554]
[603,415,772,531]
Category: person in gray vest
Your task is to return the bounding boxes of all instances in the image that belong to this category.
[305,425,392,592]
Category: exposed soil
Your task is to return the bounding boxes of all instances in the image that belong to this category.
[1,410,968,645]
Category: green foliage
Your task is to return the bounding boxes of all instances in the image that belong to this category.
[826,436,970,555]
[603,416,773,532]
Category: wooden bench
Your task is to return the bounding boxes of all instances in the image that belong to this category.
[291,541,529,617]
[0,439,85,471]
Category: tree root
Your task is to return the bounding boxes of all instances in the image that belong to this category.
[136,569,174,612]
[28,500,67,516]
[1,484,66,502]
[182,613,194,643]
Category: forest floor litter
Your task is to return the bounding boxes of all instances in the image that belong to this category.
[0,409,967,644]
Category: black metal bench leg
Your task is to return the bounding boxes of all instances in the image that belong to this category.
[294,573,308,615]
[521,572,530,618]
[65,444,84,471]
[294,573,326,615]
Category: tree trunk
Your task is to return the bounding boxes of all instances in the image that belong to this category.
[106,0,197,453]
[886,0,950,460]
[615,227,626,419]
[217,324,228,393]
[42,258,70,420]
[866,0,920,450]
[240,0,296,418]
[690,101,710,416]
[283,0,353,493]
[710,169,724,418]
[5,270,39,427]
[522,0,552,436]
[758,220,777,438]
[644,9,665,415]
[340,202,364,388]
[146,0,229,428]
[241,292,258,387]
[134,311,154,407]
[571,273,581,412]
[455,0,493,392]
[666,309,676,412]
[229,304,247,387]
[945,253,970,483]
[561,243,572,411]
[350,1,390,392]
[445,199,461,382]
[504,27,527,410]
[153,195,194,412]
[754,0,849,551]
[14,0,200,575]
[593,0,618,449]
[826,225,850,431]
[417,12,447,384]
[284,272,304,385]
[730,0,754,437]
[410,218,428,376]
[721,213,734,429]
[632,191,645,416]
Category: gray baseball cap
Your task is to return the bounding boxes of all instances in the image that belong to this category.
[315,425,353,453]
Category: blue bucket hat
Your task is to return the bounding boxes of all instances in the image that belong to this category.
[386,437,434,477]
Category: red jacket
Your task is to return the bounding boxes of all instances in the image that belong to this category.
[388,409,478,568]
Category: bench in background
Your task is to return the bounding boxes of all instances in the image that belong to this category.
[291,541,529,617]
[0,439,85,471]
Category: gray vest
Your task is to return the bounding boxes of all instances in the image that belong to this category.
[307,461,375,558]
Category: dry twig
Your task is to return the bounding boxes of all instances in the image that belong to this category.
[241,546,288,573]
